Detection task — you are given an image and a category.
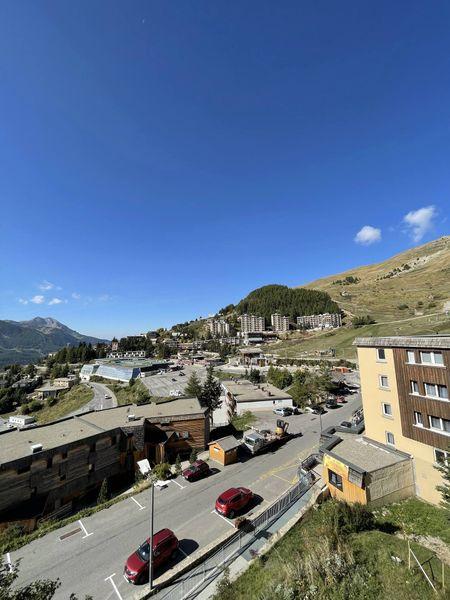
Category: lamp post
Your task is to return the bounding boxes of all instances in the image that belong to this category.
[137,459,154,593]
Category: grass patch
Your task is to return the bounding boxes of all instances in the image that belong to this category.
[373,497,450,545]
[213,500,450,600]
[231,411,257,432]
[105,379,150,406]
[31,385,94,423]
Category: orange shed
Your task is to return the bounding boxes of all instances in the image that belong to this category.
[208,436,240,466]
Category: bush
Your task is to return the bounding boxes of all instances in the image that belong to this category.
[189,448,198,464]
[29,400,43,412]
[152,462,171,480]
[47,396,58,407]
[319,500,374,543]
[174,454,182,477]
[97,478,110,504]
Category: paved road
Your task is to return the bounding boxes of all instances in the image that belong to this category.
[10,393,361,600]
[70,382,118,416]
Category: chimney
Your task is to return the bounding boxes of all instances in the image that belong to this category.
[128,414,136,422]
[30,443,43,454]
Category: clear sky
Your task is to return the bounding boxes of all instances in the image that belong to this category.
[1,1,449,338]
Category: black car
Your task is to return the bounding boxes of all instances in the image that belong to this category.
[311,405,325,415]
[340,421,352,428]
[325,401,339,409]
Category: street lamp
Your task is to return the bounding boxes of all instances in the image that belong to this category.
[137,459,154,592]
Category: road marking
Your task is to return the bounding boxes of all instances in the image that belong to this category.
[171,478,185,489]
[130,496,146,510]
[78,519,93,539]
[178,546,189,558]
[271,473,294,485]
[211,509,235,527]
[105,573,123,600]
[6,552,13,572]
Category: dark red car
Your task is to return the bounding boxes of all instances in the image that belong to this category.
[215,487,253,518]
[182,459,211,482]
[124,528,179,584]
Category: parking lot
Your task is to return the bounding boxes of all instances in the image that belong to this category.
[140,364,207,398]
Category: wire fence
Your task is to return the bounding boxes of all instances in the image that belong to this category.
[157,471,316,600]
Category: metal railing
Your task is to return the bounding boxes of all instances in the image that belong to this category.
[157,474,316,600]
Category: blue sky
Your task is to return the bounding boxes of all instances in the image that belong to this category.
[1,1,449,338]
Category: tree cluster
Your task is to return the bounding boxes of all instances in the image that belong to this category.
[352,315,376,328]
[235,284,339,322]
[185,367,222,413]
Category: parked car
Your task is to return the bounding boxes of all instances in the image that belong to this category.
[104,394,112,399]
[336,396,347,404]
[340,421,352,428]
[182,459,211,482]
[312,405,325,415]
[273,407,293,417]
[124,528,179,584]
[215,487,253,518]
[325,401,339,409]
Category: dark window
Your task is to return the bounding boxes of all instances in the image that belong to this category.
[17,465,30,475]
[60,474,66,481]
[90,442,96,453]
[47,457,53,469]
[377,348,386,360]
[61,451,68,460]
[328,469,343,491]
[110,436,117,446]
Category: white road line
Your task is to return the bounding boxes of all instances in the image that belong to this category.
[211,509,235,527]
[171,478,185,489]
[130,496,146,510]
[6,552,13,572]
[105,573,123,600]
[78,519,93,539]
[178,546,189,558]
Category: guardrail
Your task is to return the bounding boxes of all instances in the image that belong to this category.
[157,474,316,600]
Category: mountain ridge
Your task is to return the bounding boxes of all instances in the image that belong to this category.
[0,317,108,367]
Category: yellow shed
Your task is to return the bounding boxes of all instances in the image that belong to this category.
[208,436,240,466]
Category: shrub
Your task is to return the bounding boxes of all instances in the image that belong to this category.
[189,448,198,464]
[174,454,182,477]
[29,400,43,412]
[152,462,171,480]
[319,500,374,544]
[97,478,110,504]
[47,396,58,407]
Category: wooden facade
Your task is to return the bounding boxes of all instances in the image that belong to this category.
[393,347,450,451]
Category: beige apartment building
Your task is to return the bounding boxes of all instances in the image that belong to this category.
[207,319,230,337]
[238,314,266,333]
[271,313,290,332]
[356,336,450,505]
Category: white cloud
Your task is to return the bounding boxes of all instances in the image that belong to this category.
[403,205,436,242]
[71,292,81,300]
[48,297,64,305]
[18,298,29,305]
[98,294,111,302]
[354,225,382,245]
[38,280,55,291]
[31,295,45,304]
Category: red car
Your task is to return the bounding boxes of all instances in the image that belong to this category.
[182,459,211,482]
[124,529,179,584]
[215,487,253,518]
[336,396,347,404]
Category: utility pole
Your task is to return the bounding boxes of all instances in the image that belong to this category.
[149,481,154,592]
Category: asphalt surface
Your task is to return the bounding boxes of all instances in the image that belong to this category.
[140,365,207,398]
[71,382,118,415]
[10,389,361,600]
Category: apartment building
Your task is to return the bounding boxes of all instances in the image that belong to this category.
[271,314,290,332]
[207,319,230,337]
[238,314,266,333]
[297,313,342,330]
[222,380,293,416]
[355,335,450,505]
[0,398,209,530]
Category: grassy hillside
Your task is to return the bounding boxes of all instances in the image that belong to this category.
[268,237,450,361]
[303,236,450,321]
[28,384,94,423]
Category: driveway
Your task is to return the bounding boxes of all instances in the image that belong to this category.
[10,394,361,600]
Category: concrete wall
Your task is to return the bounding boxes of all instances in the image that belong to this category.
[358,346,444,504]
[236,398,293,414]
[365,459,415,507]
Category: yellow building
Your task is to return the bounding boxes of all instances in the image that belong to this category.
[355,336,450,505]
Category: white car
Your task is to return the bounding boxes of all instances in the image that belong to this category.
[104,394,112,399]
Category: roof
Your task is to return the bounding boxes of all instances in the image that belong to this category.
[354,335,450,350]
[325,433,410,473]
[0,397,206,466]
[222,380,292,403]
[239,348,263,355]
[209,435,240,451]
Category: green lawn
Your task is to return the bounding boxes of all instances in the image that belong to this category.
[213,500,450,600]
[32,385,94,423]
[230,411,257,431]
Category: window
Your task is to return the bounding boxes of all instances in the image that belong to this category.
[328,469,343,491]
[386,431,395,446]
[46,457,53,469]
[407,350,415,364]
[429,416,450,434]
[382,403,392,416]
[434,448,449,466]
[110,436,117,447]
[420,351,444,365]
[424,383,449,400]
[17,465,30,475]
[377,348,386,361]
[379,375,389,389]
[89,442,96,453]
[414,411,423,426]
[410,380,419,395]
[61,451,68,460]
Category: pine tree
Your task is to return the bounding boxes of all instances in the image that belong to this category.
[185,372,203,398]
[189,448,198,464]
[435,447,450,510]
[199,367,222,413]
[174,454,182,476]
[97,478,110,504]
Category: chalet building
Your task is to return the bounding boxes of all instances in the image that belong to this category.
[0,398,208,530]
